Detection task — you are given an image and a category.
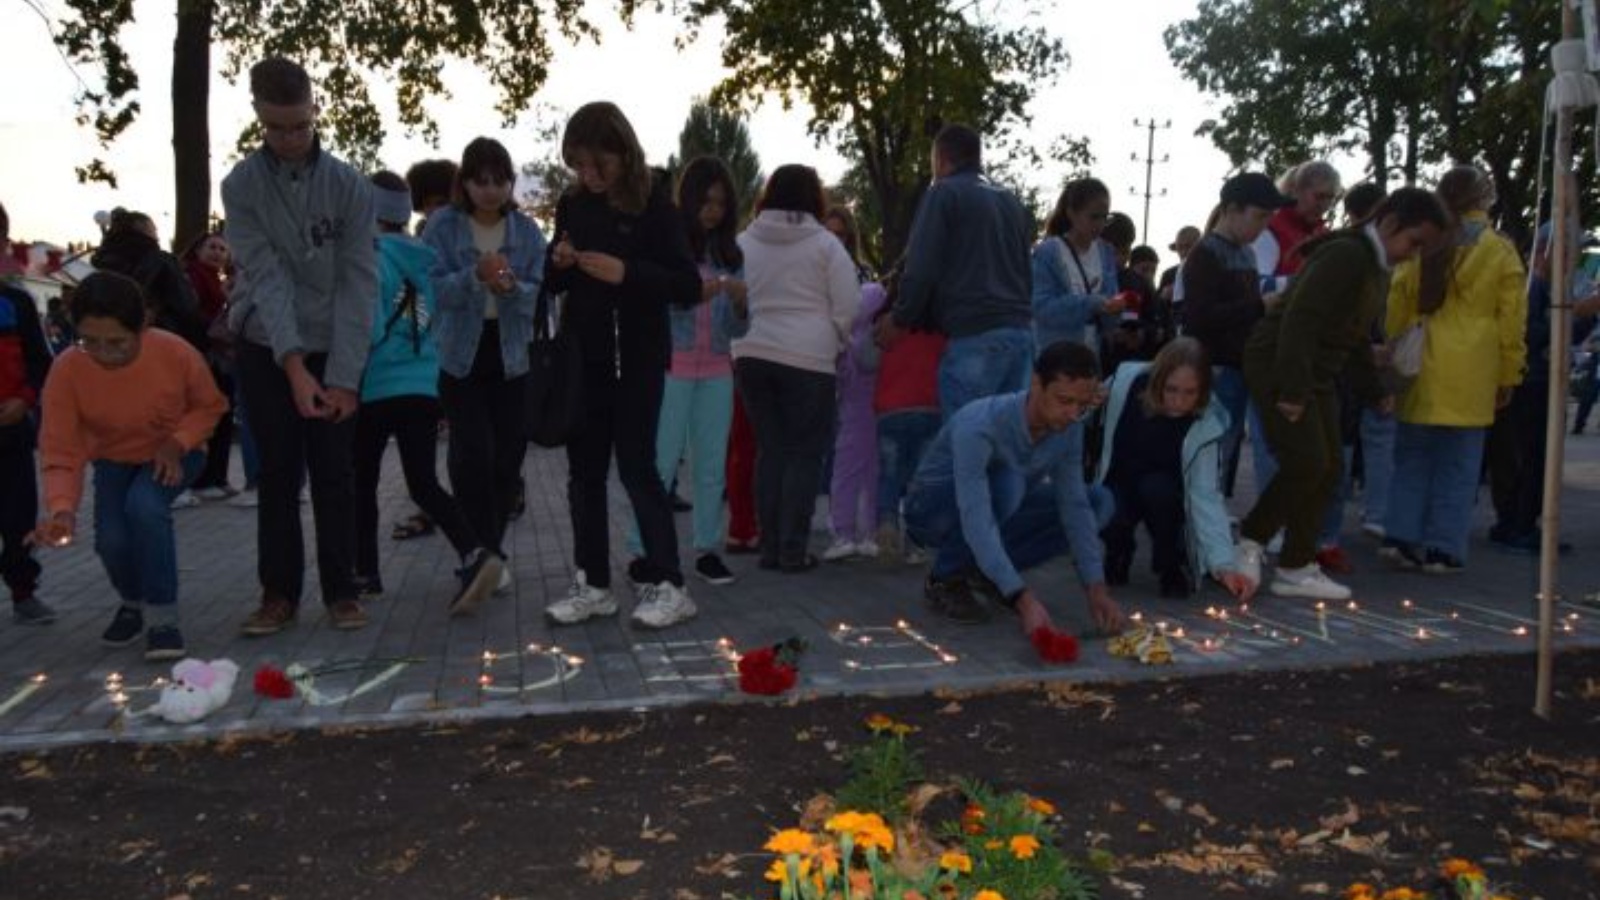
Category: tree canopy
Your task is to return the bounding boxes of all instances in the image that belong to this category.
[686,0,1074,264]
[1165,0,1581,242]
[56,0,625,247]
[667,100,764,218]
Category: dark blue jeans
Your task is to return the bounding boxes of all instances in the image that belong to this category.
[875,410,942,528]
[938,327,1034,419]
[92,451,204,621]
[1104,469,1185,576]
[0,439,40,601]
[736,357,836,566]
[904,472,1113,581]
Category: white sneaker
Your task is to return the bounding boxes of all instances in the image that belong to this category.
[902,544,929,566]
[1266,532,1285,555]
[545,572,617,625]
[1360,521,1386,540]
[631,581,697,629]
[227,488,259,508]
[494,564,513,595]
[822,539,857,562]
[170,491,201,510]
[1269,563,1352,600]
[193,486,234,501]
[1236,538,1264,586]
[855,539,880,559]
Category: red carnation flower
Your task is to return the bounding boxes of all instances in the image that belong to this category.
[253,665,296,699]
[736,639,805,696]
[1030,626,1080,664]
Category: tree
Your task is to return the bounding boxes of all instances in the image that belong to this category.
[1165,0,1581,242]
[685,0,1074,265]
[666,100,764,217]
[55,0,628,248]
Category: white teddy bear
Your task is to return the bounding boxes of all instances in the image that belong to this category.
[147,659,239,724]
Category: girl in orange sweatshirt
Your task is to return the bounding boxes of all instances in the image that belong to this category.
[30,272,227,661]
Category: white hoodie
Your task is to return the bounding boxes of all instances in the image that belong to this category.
[733,210,861,375]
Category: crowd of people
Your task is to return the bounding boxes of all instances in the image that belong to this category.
[0,55,1575,663]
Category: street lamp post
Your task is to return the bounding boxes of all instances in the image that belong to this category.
[1131,118,1171,239]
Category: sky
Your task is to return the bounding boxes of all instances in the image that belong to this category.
[0,0,1287,270]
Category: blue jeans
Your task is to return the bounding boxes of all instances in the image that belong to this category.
[875,410,943,528]
[904,472,1113,581]
[1212,366,1247,496]
[1358,408,1396,527]
[234,381,260,485]
[1384,423,1486,560]
[92,451,204,622]
[1246,400,1279,499]
[938,327,1035,419]
[629,374,733,553]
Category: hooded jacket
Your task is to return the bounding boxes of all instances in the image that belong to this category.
[733,210,861,375]
[92,229,207,350]
[362,234,443,403]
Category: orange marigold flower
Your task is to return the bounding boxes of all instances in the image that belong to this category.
[974,891,1007,900]
[764,829,816,855]
[902,891,929,900]
[1009,834,1041,860]
[984,839,1003,851]
[1026,796,1057,816]
[961,804,986,835]
[856,821,896,854]
[764,859,791,883]
[826,811,867,833]
[849,868,875,895]
[939,851,974,874]
[1378,889,1424,900]
[1441,858,1485,880]
[866,713,895,732]
[813,841,842,877]
[1344,883,1378,900]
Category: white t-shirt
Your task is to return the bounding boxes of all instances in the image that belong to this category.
[1060,237,1106,296]
[471,216,508,320]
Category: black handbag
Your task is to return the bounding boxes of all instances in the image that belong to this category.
[524,284,583,448]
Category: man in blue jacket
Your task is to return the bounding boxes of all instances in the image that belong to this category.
[877,124,1034,418]
[223,57,377,635]
[903,340,1125,636]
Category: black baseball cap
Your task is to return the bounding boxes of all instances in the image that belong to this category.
[1220,172,1294,210]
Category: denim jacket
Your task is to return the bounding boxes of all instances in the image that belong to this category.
[669,259,749,357]
[421,206,547,379]
[1094,361,1237,580]
[1031,236,1121,352]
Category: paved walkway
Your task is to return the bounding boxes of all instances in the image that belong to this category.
[3,431,1599,751]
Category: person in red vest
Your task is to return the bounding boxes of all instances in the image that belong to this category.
[1253,160,1343,288]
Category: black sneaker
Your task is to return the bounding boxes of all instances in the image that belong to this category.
[1378,539,1425,570]
[144,625,186,661]
[12,597,57,625]
[1422,548,1465,574]
[924,575,989,624]
[962,568,1006,607]
[449,549,504,618]
[1159,567,1193,599]
[352,574,385,602]
[671,493,693,513]
[101,606,145,647]
[694,553,736,585]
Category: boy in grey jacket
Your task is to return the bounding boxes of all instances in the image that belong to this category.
[224,57,377,635]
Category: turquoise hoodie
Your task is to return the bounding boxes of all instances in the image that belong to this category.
[361,234,442,404]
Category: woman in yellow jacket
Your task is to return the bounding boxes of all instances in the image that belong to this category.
[1380,165,1526,573]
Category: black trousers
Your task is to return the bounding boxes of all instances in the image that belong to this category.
[0,438,40,601]
[1104,468,1186,576]
[354,394,482,578]
[1488,380,1549,536]
[735,357,837,567]
[566,356,682,589]
[193,367,236,489]
[439,325,527,558]
[236,342,357,608]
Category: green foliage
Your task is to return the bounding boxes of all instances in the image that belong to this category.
[940,779,1098,900]
[667,100,765,218]
[1164,0,1586,241]
[688,0,1074,262]
[833,720,924,824]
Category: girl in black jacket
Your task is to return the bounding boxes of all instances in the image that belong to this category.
[542,102,702,631]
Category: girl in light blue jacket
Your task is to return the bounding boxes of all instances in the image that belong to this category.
[1032,178,1128,355]
[1096,338,1256,601]
[421,138,546,570]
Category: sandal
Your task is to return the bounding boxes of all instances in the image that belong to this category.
[390,513,436,541]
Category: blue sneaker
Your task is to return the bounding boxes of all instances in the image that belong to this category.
[101,606,144,646]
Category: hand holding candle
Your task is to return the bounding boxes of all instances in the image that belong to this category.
[28,511,76,548]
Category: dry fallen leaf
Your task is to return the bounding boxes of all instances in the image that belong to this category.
[693,852,742,878]
[1137,822,1158,834]
[1298,883,1331,895]
[703,754,737,767]
[1187,803,1220,826]
[1319,801,1361,832]
[611,859,644,876]
[1330,829,1389,859]
[577,847,615,882]
[938,701,963,715]
[1269,758,1296,771]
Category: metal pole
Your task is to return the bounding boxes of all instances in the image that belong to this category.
[1131,118,1170,240]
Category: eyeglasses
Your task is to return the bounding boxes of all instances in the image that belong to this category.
[262,120,315,138]
[74,335,138,356]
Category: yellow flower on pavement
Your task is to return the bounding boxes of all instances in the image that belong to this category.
[1009,834,1041,860]
[866,713,895,732]
[938,850,973,874]
[764,828,815,855]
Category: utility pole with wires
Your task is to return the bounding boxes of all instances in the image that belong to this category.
[1130,118,1171,239]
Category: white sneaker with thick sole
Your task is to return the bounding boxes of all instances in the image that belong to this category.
[631,581,697,629]
[545,572,617,625]
[1269,563,1352,600]
[855,540,880,559]
[821,539,857,562]
[1236,538,1264,586]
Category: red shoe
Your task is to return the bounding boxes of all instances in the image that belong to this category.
[1315,545,1355,575]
